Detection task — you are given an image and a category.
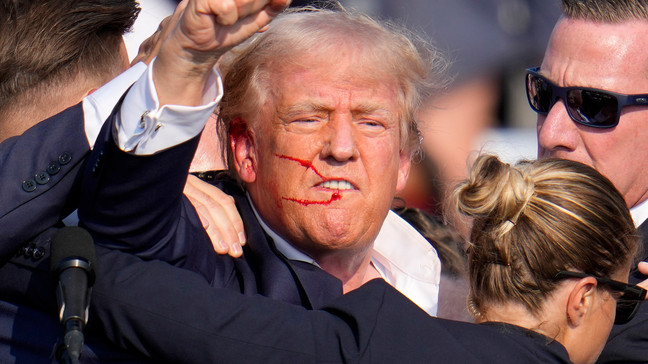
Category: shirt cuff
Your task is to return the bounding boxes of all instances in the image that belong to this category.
[116,57,223,155]
[82,62,148,149]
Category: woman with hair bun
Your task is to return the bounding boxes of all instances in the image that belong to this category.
[453,154,647,364]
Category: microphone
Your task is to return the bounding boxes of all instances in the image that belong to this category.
[50,227,97,364]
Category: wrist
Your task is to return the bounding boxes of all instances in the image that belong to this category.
[152,35,222,107]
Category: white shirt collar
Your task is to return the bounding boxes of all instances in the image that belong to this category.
[247,194,440,316]
[247,194,319,266]
[630,198,648,228]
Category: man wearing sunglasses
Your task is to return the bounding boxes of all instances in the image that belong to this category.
[526,1,648,362]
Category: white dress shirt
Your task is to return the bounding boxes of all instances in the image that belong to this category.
[631,198,648,228]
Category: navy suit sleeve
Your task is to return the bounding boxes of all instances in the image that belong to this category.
[0,103,89,261]
[91,247,571,364]
[78,113,223,283]
[90,246,412,363]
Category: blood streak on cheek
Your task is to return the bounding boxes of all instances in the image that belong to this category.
[275,154,325,179]
[276,154,343,205]
[283,192,342,206]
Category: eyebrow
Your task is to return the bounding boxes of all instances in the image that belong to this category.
[281,101,394,119]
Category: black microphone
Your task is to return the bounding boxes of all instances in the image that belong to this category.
[50,227,97,364]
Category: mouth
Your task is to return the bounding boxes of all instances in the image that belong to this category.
[316,179,357,191]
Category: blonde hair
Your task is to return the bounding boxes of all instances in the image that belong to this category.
[562,0,648,22]
[216,5,449,173]
[454,155,639,318]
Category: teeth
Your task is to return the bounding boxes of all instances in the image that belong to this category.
[320,180,353,190]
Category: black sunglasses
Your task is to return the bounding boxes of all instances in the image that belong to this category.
[525,67,648,128]
[554,271,646,325]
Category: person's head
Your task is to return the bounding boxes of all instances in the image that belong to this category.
[0,0,139,141]
[216,6,447,263]
[455,155,642,364]
[532,0,648,208]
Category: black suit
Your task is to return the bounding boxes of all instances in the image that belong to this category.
[91,247,572,363]
[0,104,149,362]
[597,222,648,363]
[0,104,87,260]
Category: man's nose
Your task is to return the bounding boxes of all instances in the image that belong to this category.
[321,116,359,162]
[536,99,579,156]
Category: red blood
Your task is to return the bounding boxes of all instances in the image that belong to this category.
[275,154,325,179]
[276,154,344,205]
[283,192,343,206]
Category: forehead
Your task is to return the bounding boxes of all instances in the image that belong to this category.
[541,18,648,92]
[266,51,403,114]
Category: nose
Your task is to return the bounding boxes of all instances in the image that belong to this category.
[536,99,579,157]
[321,115,359,162]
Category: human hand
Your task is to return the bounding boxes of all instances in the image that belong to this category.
[637,262,648,296]
[130,0,188,66]
[153,0,290,107]
[184,174,246,257]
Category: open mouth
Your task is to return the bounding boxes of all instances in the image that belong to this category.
[316,180,356,191]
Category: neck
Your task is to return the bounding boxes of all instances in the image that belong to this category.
[0,76,95,143]
[314,246,381,293]
[480,301,563,343]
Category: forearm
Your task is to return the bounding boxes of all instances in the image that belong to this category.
[78,115,210,262]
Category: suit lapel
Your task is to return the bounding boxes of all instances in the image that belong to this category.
[215,177,342,308]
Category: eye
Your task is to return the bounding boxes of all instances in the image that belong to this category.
[293,118,320,124]
[360,119,382,127]
[284,116,324,134]
[356,118,388,135]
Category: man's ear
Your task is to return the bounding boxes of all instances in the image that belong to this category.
[230,117,257,183]
[565,277,597,327]
[395,152,412,193]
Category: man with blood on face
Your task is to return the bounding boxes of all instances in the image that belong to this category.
[214,6,450,298]
[231,50,411,291]
[80,6,446,316]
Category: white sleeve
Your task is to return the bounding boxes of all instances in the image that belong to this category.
[115,58,223,155]
[82,62,148,148]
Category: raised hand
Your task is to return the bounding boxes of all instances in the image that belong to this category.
[153,0,290,106]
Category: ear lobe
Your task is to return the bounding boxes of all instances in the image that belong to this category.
[395,152,412,193]
[565,277,597,327]
[230,117,257,183]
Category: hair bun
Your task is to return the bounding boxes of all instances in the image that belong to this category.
[455,155,535,234]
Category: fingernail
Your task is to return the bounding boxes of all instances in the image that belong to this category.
[238,232,246,246]
[231,243,243,256]
[218,240,228,251]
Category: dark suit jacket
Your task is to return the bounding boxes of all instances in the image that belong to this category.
[0,103,88,260]
[91,247,572,363]
[597,222,648,363]
[0,104,150,363]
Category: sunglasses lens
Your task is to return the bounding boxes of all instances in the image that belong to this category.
[526,73,552,113]
[566,89,619,127]
[614,299,641,325]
